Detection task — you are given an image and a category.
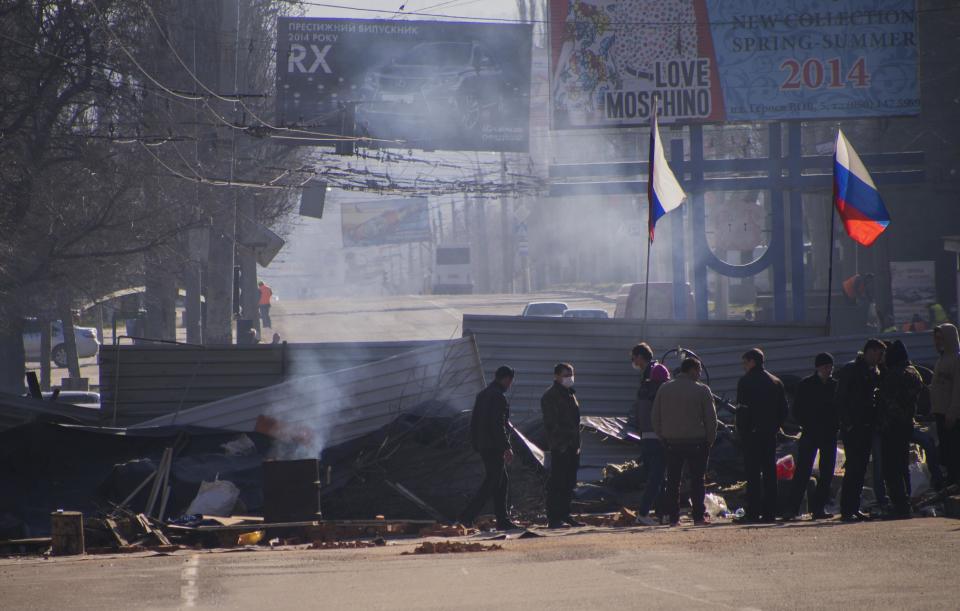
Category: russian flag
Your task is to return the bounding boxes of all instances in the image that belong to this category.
[833,130,890,247]
[648,114,686,242]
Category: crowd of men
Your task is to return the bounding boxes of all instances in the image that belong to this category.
[459,322,960,528]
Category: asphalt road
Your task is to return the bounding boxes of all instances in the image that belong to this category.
[2,518,957,610]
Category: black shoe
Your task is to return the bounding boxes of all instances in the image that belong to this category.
[854,511,872,521]
[547,520,570,529]
[496,520,520,530]
[811,511,834,520]
[563,516,586,527]
[780,513,797,522]
[840,512,870,522]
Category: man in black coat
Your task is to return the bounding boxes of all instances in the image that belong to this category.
[541,362,584,528]
[786,352,839,520]
[836,338,886,522]
[459,365,518,530]
[735,348,788,523]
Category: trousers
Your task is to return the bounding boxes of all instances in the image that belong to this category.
[637,438,666,516]
[546,447,580,521]
[790,428,837,515]
[742,432,778,520]
[663,441,709,523]
[460,449,508,523]
[840,425,874,517]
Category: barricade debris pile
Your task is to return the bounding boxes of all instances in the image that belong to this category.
[404,541,503,555]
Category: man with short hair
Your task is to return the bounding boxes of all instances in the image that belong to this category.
[258,281,273,328]
[631,342,671,525]
[651,357,718,526]
[459,365,518,530]
[836,338,886,521]
[735,348,788,523]
[786,352,838,520]
[541,363,584,528]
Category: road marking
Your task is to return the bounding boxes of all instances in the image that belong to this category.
[180,554,200,608]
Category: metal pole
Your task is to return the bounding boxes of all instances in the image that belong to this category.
[641,236,653,338]
[825,204,837,335]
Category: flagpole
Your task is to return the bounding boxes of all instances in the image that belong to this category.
[641,234,652,338]
[825,202,836,335]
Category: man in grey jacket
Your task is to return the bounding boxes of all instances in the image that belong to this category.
[652,357,718,526]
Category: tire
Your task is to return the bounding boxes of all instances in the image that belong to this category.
[51,344,67,368]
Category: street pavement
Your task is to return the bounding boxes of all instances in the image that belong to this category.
[2,518,957,610]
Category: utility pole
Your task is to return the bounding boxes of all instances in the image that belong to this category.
[499,152,514,293]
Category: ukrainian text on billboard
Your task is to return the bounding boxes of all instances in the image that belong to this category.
[549,0,919,128]
[277,18,532,152]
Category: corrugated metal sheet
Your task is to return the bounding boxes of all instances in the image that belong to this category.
[463,314,825,418]
[0,392,102,432]
[130,338,485,447]
[464,313,936,423]
[99,340,444,426]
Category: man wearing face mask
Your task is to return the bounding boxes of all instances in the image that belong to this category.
[785,353,839,520]
[459,365,519,530]
[541,363,584,528]
[631,343,671,525]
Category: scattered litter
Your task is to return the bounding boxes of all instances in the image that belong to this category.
[404,541,503,554]
[704,493,729,518]
[236,530,265,546]
[419,524,476,537]
[776,455,796,480]
[312,540,378,549]
[185,480,241,517]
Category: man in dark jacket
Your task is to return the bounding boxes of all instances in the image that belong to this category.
[735,348,788,523]
[541,362,584,528]
[786,353,839,520]
[459,365,518,530]
[836,338,886,521]
[631,342,671,524]
[879,340,923,519]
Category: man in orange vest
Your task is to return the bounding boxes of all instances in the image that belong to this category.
[258,281,273,328]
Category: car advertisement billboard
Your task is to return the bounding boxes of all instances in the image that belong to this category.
[548,0,919,128]
[341,198,431,247]
[277,18,533,152]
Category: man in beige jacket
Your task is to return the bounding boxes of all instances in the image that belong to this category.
[932,323,960,484]
[652,357,718,525]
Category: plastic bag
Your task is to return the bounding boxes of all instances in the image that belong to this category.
[704,493,729,518]
[909,461,931,497]
[185,479,240,517]
[776,454,796,480]
[221,434,256,456]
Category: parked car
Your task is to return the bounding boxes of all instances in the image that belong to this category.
[562,308,610,319]
[23,319,100,367]
[521,302,568,317]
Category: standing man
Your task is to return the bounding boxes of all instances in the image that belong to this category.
[878,340,923,519]
[651,357,718,526]
[836,338,886,522]
[735,348,788,523]
[931,324,960,485]
[786,353,839,520]
[541,363,584,528]
[459,365,518,530]
[257,281,273,329]
[631,343,671,525]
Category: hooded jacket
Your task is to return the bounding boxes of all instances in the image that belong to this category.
[931,323,960,420]
[878,340,923,435]
[541,382,581,452]
[836,354,881,429]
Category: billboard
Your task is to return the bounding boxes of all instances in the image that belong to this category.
[890,260,935,327]
[549,0,919,128]
[341,198,431,247]
[277,18,533,152]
